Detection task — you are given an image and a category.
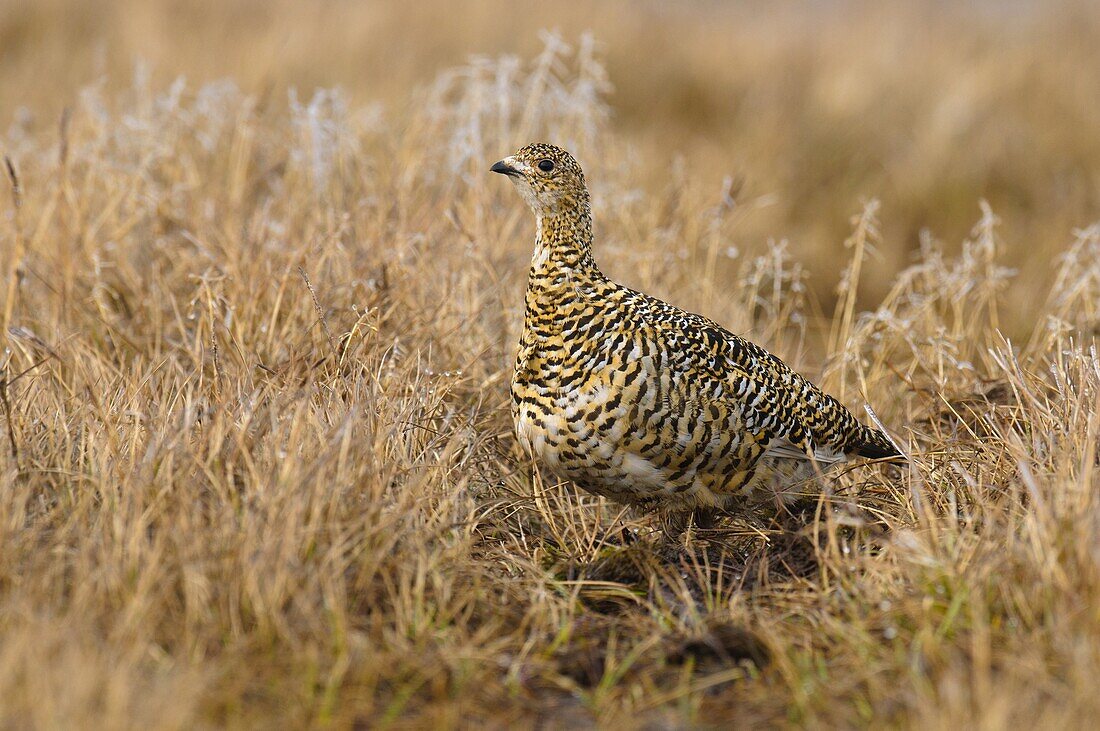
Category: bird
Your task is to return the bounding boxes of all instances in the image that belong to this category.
[491,143,902,531]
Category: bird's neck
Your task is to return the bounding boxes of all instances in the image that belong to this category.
[529,203,599,285]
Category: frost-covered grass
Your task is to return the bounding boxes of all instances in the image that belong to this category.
[2,3,1100,727]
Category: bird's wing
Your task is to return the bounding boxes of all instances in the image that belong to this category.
[637,295,894,461]
[716,330,899,460]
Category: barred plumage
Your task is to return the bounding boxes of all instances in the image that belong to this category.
[492,143,901,525]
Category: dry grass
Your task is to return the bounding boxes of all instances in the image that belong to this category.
[1,1,1100,728]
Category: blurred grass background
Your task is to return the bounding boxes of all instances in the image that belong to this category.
[3,0,1099,318]
[3,2,1100,728]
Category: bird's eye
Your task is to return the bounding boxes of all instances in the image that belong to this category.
[537,159,555,173]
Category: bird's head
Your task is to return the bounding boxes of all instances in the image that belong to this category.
[491,143,588,217]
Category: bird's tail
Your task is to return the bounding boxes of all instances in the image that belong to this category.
[853,422,905,461]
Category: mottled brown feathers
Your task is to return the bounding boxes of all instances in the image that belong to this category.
[492,143,901,519]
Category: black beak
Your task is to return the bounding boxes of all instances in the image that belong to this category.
[491,160,518,176]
